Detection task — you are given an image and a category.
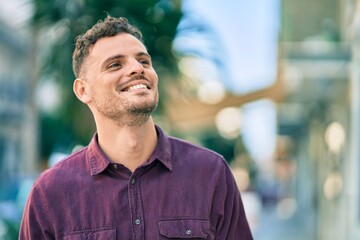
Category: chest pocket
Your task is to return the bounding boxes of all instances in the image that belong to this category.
[158,219,210,239]
[63,228,116,240]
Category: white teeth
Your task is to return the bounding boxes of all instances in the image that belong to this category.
[127,84,147,91]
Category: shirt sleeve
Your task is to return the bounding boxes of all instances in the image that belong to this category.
[213,159,254,240]
[19,185,55,240]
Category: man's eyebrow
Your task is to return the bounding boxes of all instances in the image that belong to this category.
[136,52,151,59]
[101,54,125,67]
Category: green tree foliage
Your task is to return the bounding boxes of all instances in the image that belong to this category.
[31,0,182,161]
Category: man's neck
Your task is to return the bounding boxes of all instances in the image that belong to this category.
[96,117,158,172]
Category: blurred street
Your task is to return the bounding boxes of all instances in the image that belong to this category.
[254,206,316,240]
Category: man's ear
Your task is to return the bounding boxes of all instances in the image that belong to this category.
[73,78,91,104]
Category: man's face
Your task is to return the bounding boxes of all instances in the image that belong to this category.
[81,33,159,126]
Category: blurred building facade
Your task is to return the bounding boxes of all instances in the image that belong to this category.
[281,0,360,239]
[0,21,37,179]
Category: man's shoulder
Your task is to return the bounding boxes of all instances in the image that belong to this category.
[50,146,88,170]
[35,147,88,188]
[167,135,226,164]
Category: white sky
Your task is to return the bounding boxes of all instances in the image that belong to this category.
[0,0,33,29]
[177,0,280,94]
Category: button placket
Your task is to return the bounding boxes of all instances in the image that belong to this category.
[128,173,144,239]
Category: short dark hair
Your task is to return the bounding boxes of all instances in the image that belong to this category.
[72,15,143,78]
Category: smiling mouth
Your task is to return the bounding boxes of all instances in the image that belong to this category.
[123,84,149,92]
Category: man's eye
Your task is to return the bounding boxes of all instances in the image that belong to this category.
[107,62,122,69]
[139,59,150,66]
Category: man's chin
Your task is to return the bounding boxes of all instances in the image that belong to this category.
[128,102,158,116]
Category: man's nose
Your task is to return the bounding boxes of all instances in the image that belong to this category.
[127,59,144,75]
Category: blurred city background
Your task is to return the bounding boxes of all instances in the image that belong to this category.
[0,0,359,239]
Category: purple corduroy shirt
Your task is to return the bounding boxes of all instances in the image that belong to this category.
[19,126,253,240]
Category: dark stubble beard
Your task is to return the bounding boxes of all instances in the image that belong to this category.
[94,92,159,127]
[124,97,158,126]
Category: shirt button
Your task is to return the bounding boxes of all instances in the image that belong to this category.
[130,178,136,185]
[134,219,141,225]
[185,229,192,235]
[113,164,119,169]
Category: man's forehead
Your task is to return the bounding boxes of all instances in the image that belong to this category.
[90,33,147,57]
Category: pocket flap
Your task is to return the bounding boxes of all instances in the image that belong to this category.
[63,228,116,240]
[158,219,210,239]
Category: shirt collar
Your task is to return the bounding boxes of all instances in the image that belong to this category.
[86,125,173,175]
[151,125,172,171]
[86,134,111,176]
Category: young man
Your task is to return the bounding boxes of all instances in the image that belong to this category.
[19,16,253,239]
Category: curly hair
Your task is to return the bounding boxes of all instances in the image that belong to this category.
[72,15,143,78]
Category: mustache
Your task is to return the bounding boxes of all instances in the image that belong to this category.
[129,75,150,82]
